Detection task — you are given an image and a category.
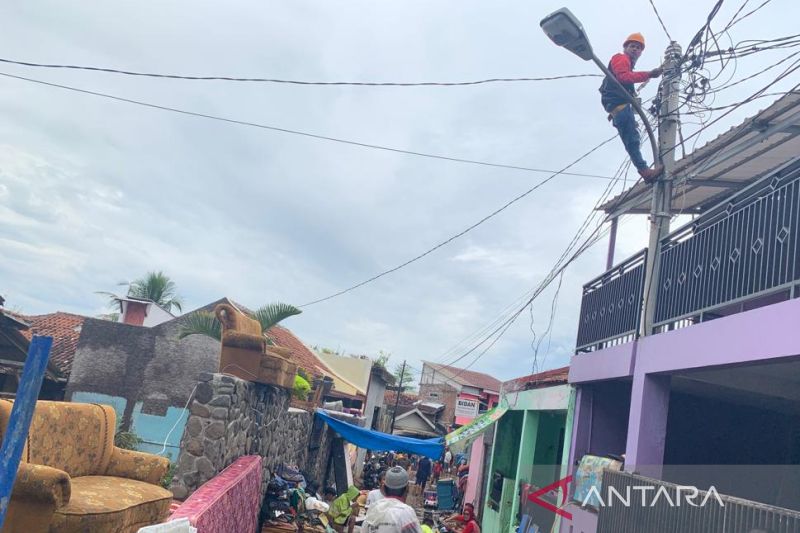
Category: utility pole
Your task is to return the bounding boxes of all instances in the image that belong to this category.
[641,42,683,336]
[389,360,406,433]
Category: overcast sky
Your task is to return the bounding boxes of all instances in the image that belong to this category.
[2,0,798,382]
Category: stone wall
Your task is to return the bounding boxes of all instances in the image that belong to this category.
[171,373,336,500]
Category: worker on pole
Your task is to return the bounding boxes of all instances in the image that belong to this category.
[600,33,664,183]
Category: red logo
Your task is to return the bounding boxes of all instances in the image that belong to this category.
[527,475,573,520]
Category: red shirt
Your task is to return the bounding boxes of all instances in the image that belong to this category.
[609,53,651,84]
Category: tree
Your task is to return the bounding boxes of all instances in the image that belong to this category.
[373,350,391,369]
[393,362,415,392]
[177,302,301,342]
[98,271,184,314]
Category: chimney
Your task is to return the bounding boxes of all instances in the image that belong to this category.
[120,299,149,326]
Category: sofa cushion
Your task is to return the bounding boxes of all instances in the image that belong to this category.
[51,476,172,533]
[26,402,115,477]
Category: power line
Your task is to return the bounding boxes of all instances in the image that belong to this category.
[0,57,602,87]
[0,71,616,181]
[300,135,618,307]
[648,0,674,42]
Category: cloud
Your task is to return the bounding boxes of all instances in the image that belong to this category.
[2,0,797,381]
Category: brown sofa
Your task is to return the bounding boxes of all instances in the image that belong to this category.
[215,303,297,388]
[0,400,173,533]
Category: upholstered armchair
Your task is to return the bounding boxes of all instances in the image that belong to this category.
[214,303,296,388]
[0,400,172,533]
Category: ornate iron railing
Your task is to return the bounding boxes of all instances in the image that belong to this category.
[575,160,800,352]
[575,250,647,352]
[655,165,800,327]
[597,470,800,533]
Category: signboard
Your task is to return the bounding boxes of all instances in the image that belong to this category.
[455,397,479,420]
[446,400,508,448]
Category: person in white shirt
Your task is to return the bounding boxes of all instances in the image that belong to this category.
[366,472,385,507]
[363,467,422,533]
[444,449,453,474]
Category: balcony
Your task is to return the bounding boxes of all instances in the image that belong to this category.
[576,159,800,353]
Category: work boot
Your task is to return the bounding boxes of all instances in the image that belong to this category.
[639,164,664,184]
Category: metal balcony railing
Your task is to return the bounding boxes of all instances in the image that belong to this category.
[597,470,800,533]
[575,250,647,352]
[575,160,800,353]
[655,165,800,328]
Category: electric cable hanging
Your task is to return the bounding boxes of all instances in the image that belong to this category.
[0,57,601,87]
[299,135,618,307]
[0,71,615,181]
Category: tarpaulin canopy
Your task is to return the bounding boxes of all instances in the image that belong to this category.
[315,409,444,460]
[445,399,508,450]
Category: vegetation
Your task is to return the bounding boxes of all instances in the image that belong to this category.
[177,302,301,342]
[161,462,177,489]
[98,270,184,316]
[114,429,143,450]
[293,374,312,400]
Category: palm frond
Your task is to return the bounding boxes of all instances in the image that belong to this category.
[178,311,221,341]
[253,302,302,332]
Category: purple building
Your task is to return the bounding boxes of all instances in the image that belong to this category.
[562,93,800,532]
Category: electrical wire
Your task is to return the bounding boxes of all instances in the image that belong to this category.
[0,71,617,182]
[300,135,618,307]
[648,0,675,42]
[0,57,602,87]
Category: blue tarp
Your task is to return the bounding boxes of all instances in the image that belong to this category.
[315,409,444,460]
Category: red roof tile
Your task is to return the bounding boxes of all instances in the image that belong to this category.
[384,390,419,406]
[265,324,333,378]
[502,367,569,393]
[423,361,502,393]
[16,312,87,377]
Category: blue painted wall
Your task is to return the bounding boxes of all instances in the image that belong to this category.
[70,392,186,461]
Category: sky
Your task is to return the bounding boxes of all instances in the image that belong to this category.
[2,0,798,382]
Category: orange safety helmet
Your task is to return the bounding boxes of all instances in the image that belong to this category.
[623,33,646,49]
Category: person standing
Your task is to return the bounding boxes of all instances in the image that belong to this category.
[363,467,423,533]
[599,32,664,183]
[444,449,453,474]
[416,456,432,493]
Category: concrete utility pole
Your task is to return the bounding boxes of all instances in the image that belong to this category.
[641,42,683,336]
[389,360,406,433]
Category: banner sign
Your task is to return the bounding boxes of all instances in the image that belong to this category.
[446,400,508,447]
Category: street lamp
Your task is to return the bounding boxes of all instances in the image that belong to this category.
[540,8,659,166]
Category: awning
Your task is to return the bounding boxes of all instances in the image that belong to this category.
[445,400,508,449]
[315,409,444,460]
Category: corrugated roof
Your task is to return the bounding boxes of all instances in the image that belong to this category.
[422,361,502,393]
[601,91,800,216]
[502,366,570,393]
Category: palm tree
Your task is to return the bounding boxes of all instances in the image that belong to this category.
[98,271,184,314]
[178,302,301,342]
[127,271,184,313]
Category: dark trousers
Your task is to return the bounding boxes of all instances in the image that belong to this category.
[611,104,648,170]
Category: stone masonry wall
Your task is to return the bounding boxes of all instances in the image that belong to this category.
[170,373,335,500]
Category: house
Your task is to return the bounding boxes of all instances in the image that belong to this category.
[562,92,800,532]
[0,307,87,400]
[419,361,501,427]
[481,367,571,533]
[62,297,347,460]
[391,400,447,438]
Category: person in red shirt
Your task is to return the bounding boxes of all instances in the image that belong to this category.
[432,461,443,484]
[443,503,480,533]
[599,33,663,183]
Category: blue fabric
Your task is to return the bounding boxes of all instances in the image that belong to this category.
[315,409,444,459]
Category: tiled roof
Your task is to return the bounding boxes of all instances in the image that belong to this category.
[502,366,569,393]
[423,361,502,393]
[265,324,333,378]
[16,312,87,378]
[384,390,419,407]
